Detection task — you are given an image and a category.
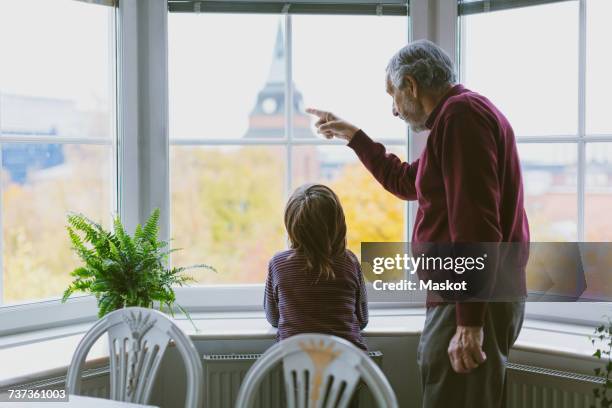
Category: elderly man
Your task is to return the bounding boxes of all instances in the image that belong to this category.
[307,40,529,407]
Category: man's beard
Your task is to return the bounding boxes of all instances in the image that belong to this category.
[401,99,428,132]
[408,120,428,133]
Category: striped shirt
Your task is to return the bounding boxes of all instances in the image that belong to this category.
[264,249,368,350]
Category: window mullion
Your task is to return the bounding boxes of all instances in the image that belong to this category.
[284,13,293,199]
[117,0,140,235]
[0,136,112,144]
[284,14,293,250]
[577,0,586,242]
[137,0,170,241]
[110,5,120,228]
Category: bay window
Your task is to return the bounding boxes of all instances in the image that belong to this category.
[1,0,610,335]
[459,0,612,320]
[0,0,117,306]
[167,5,410,287]
[459,0,612,242]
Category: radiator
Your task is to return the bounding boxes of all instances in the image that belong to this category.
[202,351,383,408]
[7,355,604,408]
[506,362,604,408]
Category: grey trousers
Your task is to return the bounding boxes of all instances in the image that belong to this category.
[417,302,525,408]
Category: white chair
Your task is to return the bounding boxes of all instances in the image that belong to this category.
[235,334,399,408]
[66,307,202,408]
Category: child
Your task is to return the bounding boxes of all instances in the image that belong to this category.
[264,183,368,351]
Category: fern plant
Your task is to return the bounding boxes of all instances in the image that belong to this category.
[590,316,612,408]
[62,208,214,327]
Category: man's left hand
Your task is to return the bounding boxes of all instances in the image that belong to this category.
[447,325,487,373]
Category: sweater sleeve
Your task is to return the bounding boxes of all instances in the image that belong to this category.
[436,111,503,326]
[263,261,279,328]
[347,129,419,201]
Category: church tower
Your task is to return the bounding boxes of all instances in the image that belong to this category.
[243,24,316,140]
[243,23,319,184]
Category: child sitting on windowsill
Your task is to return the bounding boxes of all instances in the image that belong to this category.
[264,183,368,351]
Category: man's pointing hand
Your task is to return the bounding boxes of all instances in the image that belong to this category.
[306,108,359,142]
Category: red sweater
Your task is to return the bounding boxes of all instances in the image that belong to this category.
[348,84,529,326]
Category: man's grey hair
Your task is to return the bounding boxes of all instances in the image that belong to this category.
[386,39,456,92]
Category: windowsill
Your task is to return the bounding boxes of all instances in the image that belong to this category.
[0,308,601,388]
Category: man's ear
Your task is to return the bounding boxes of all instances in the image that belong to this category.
[404,75,418,99]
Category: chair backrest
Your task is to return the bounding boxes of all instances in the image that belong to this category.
[235,334,398,408]
[66,307,202,408]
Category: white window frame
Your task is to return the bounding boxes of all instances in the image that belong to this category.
[457,0,612,240]
[1,0,611,337]
[166,4,414,310]
[0,0,120,335]
[455,0,612,321]
[0,0,415,337]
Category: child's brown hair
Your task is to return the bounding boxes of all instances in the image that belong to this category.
[284,184,347,281]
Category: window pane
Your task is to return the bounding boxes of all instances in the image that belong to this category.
[2,144,113,304]
[0,0,114,139]
[0,0,116,305]
[582,143,612,300]
[170,145,285,284]
[169,14,285,140]
[586,0,612,134]
[292,15,408,140]
[460,2,578,136]
[585,143,612,241]
[292,145,407,262]
[518,143,577,241]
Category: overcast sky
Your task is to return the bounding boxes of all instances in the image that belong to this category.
[0,0,610,162]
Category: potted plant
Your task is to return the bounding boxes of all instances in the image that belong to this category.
[62,208,214,328]
[590,317,612,408]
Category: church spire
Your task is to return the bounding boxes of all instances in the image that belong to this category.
[266,22,285,84]
[242,20,314,139]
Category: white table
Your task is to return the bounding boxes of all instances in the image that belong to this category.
[0,395,158,407]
